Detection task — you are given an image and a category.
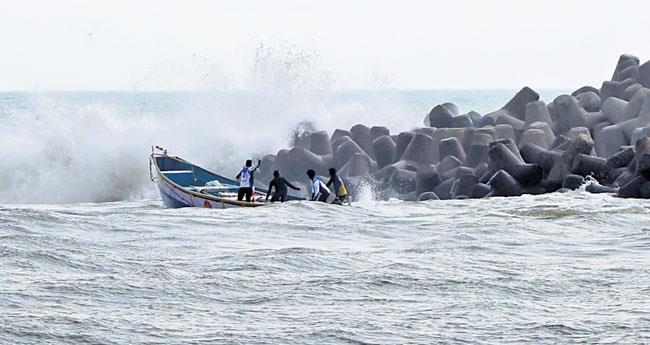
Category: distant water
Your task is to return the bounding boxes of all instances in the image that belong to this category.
[7,90,650,344]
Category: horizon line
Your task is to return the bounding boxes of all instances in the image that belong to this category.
[0,87,574,93]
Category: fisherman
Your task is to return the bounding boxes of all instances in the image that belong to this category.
[325,168,349,205]
[236,159,260,202]
[306,169,330,202]
[266,170,301,202]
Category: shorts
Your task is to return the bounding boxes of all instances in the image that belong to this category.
[238,187,253,202]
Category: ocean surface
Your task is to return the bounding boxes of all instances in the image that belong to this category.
[3,91,650,344]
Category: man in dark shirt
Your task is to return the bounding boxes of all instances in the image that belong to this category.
[266,170,301,202]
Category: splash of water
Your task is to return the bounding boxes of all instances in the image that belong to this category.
[0,43,420,204]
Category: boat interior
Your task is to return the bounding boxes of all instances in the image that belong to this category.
[154,155,244,197]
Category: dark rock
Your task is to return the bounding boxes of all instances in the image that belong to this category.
[400,192,418,201]
[393,131,415,162]
[479,115,497,127]
[415,168,441,195]
[372,135,396,168]
[524,100,553,127]
[541,179,562,193]
[547,133,594,185]
[586,183,618,194]
[569,154,610,180]
[500,138,524,161]
[471,131,495,145]
[453,174,478,198]
[601,81,620,101]
[614,168,636,188]
[617,176,645,198]
[389,169,416,194]
[496,114,525,131]
[612,54,640,82]
[523,185,547,195]
[374,165,397,185]
[487,170,523,197]
[562,174,584,190]
[417,192,439,201]
[488,141,523,170]
[331,129,352,142]
[370,126,390,143]
[576,91,601,112]
[443,102,459,115]
[640,181,650,198]
[509,164,544,186]
[425,104,455,128]
[601,97,630,124]
[468,111,482,126]
[623,83,643,101]
[528,121,556,148]
[466,143,489,168]
[433,178,456,200]
[595,124,627,158]
[260,154,276,173]
[451,114,474,128]
[350,124,373,157]
[634,137,650,178]
[572,86,600,97]
[473,162,490,180]
[378,188,399,200]
[309,130,332,155]
[625,88,649,119]
[471,183,491,198]
[284,147,328,180]
[519,143,561,172]
[339,152,373,178]
[550,95,587,134]
[519,128,548,149]
[333,136,367,168]
[503,87,540,120]
[631,126,650,145]
[400,132,434,165]
[640,60,650,88]
[438,137,466,163]
[495,124,517,141]
[437,156,463,176]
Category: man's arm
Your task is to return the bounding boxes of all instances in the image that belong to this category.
[235,169,241,179]
[325,177,333,187]
[310,180,318,200]
[250,160,261,173]
[286,180,300,191]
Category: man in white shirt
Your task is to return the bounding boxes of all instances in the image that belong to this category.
[236,159,260,202]
[306,169,330,202]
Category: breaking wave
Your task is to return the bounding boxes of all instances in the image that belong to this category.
[0,43,436,204]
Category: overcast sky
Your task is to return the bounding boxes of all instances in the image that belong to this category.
[1,0,649,91]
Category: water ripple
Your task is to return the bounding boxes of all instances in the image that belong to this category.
[2,194,650,344]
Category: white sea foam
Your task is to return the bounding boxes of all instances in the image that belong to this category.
[0,44,430,204]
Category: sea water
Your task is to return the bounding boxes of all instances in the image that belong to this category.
[2,90,650,344]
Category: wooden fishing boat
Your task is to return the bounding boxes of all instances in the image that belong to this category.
[149,147,301,208]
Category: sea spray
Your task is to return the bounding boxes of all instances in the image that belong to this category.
[0,44,425,204]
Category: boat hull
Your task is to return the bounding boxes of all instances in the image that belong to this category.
[155,175,255,209]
